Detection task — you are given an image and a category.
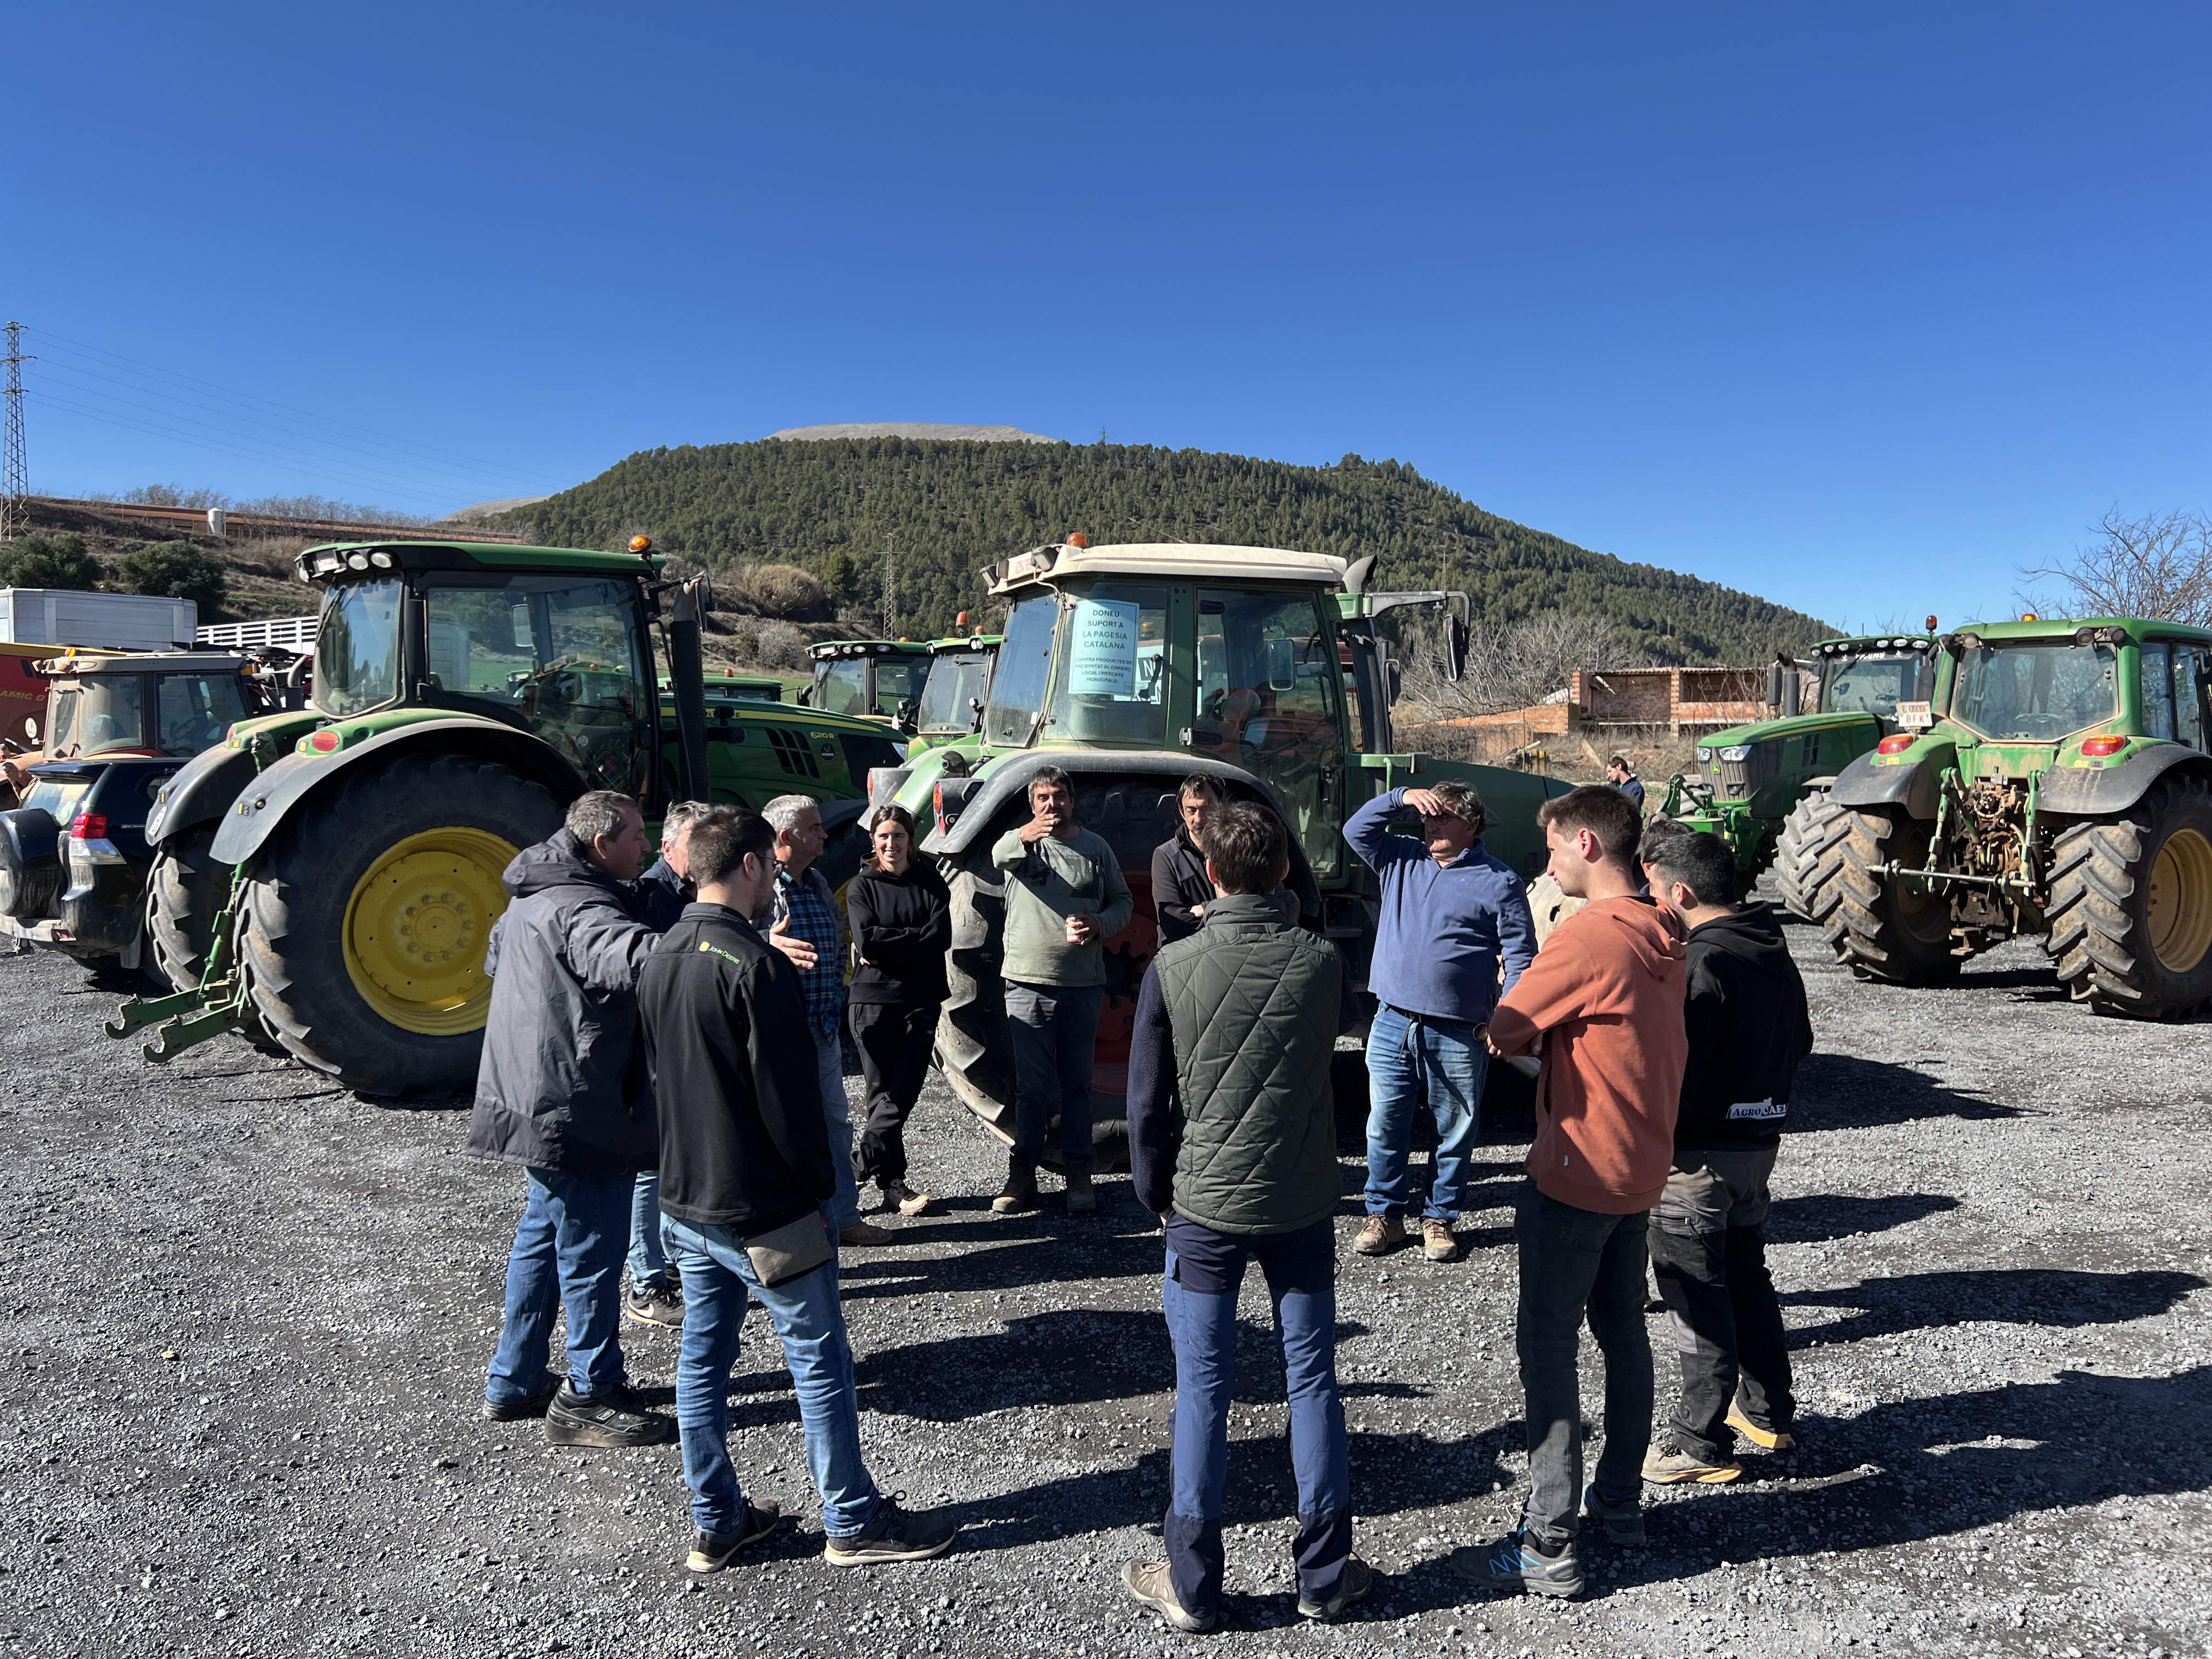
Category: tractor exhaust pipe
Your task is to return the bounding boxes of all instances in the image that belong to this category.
[667,574,712,805]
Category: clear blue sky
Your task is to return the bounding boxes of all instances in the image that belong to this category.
[13,3,2208,633]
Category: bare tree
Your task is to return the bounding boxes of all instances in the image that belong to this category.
[2018,507,2212,627]
[1400,609,1645,718]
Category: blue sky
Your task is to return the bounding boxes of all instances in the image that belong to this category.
[12,3,2207,633]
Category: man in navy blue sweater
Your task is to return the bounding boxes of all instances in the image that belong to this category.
[1342,781,1536,1262]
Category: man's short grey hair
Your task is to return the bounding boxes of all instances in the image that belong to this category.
[761,793,820,835]
[1427,779,1487,836]
[566,790,639,845]
[662,799,710,836]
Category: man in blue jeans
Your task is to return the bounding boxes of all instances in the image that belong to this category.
[638,807,957,1572]
[1122,803,1370,1633]
[1342,780,1535,1263]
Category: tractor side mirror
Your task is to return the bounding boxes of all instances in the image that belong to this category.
[1386,662,1403,703]
[1765,662,1786,712]
[967,695,984,733]
[895,698,918,734]
[1443,616,1469,683]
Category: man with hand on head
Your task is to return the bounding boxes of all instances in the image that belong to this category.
[989,766,1132,1217]
[639,806,958,1574]
[471,790,672,1449]
[1638,830,1812,1483]
[1459,785,1686,1599]
[1121,803,1369,1633]
[759,794,893,1249]
[1341,778,1534,1263]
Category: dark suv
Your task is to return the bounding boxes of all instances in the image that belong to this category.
[0,652,289,974]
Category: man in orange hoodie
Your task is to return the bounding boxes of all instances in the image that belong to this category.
[1455,786,1686,1600]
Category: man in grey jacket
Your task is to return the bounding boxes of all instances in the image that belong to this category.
[471,791,671,1449]
[989,766,1132,1217]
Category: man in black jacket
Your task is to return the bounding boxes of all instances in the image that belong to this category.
[1637,831,1814,1486]
[1121,804,1370,1633]
[1150,774,1299,949]
[470,791,670,1448]
[639,807,957,1574]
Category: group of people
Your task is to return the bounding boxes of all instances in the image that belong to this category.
[461,757,1814,1627]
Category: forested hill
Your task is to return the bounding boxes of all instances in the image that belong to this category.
[502,438,1831,662]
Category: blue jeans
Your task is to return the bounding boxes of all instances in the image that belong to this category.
[1161,1220,1352,1617]
[628,1170,674,1293]
[664,1214,881,1539]
[486,1166,633,1408]
[814,1026,862,1230]
[1003,980,1104,1163]
[1363,1003,1488,1220]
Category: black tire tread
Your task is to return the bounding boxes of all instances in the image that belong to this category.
[1803,805,1959,984]
[1771,789,1847,922]
[2043,770,2212,1019]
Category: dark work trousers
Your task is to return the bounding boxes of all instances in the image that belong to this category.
[1003,980,1104,1164]
[1647,1143,1795,1463]
[1515,1183,1654,1545]
[849,1001,940,1189]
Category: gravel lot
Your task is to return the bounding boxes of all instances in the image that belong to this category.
[2,890,2208,1659]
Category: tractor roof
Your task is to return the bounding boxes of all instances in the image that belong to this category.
[295,541,661,582]
[808,639,932,659]
[926,634,1002,652]
[1810,634,1936,656]
[38,650,250,676]
[986,541,1349,596]
[1948,617,2212,646]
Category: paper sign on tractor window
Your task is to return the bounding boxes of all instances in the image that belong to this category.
[1066,599,1141,698]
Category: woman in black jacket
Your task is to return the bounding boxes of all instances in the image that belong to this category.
[846,804,953,1217]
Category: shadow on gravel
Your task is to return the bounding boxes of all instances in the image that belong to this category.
[1782,1267,2207,1348]
[1767,1192,1961,1243]
[839,1211,1164,1301]
[1791,1053,2026,1128]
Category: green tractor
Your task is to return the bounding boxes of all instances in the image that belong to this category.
[800,638,934,727]
[111,537,887,1093]
[865,538,1574,1163]
[905,630,1001,753]
[1656,631,1939,895]
[1784,615,2212,1017]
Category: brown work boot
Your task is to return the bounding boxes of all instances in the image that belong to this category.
[1353,1215,1406,1256]
[1421,1219,1462,1262]
[991,1158,1040,1216]
[1063,1159,1097,1215]
[839,1220,896,1247]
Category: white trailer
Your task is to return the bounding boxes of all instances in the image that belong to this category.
[0,589,198,653]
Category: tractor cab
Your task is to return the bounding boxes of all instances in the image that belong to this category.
[801,639,933,727]
[907,633,1001,751]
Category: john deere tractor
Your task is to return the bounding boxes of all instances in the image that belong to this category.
[110,537,889,1093]
[864,538,1574,1163]
[1785,616,2212,1017]
[801,639,934,727]
[1657,632,1938,893]
[905,631,1001,753]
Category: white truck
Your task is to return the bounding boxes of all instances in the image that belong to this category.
[0,589,198,654]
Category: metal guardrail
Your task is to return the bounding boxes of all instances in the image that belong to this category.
[196,615,318,650]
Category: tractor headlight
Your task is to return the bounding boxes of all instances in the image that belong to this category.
[1717,745,1751,763]
[1695,748,1712,763]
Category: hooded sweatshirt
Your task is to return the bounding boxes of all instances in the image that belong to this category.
[1676,903,1814,1150]
[1487,893,1687,1215]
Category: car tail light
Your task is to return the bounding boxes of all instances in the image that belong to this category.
[1876,734,1915,755]
[69,810,109,840]
[2081,735,2126,757]
[307,729,341,753]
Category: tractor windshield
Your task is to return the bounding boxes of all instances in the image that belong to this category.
[315,577,404,718]
[49,675,146,757]
[1821,653,1927,718]
[874,655,930,712]
[813,658,868,715]
[917,652,988,735]
[1950,641,2118,741]
[983,596,1057,746]
[155,674,250,755]
[1045,583,1172,744]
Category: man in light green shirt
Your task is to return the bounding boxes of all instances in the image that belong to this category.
[989,766,1134,1217]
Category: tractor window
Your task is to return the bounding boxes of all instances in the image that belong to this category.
[156,674,250,755]
[1951,642,2118,742]
[984,596,1058,747]
[873,656,929,714]
[815,659,869,717]
[917,653,987,735]
[314,576,404,718]
[2173,647,2207,751]
[2140,644,2175,741]
[422,575,652,794]
[61,675,148,757]
[1045,583,1172,745]
[1821,654,1920,718]
[1193,588,1346,880]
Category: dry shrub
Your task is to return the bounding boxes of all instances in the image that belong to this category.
[753,622,810,669]
[743,563,828,620]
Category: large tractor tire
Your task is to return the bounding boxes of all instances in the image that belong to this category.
[2044,771,2212,1019]
[1771,788,1848,921]
[1798,804,1958,984]
[935,777,1175,1173]
[148,824,226,992]
[239,753,563,1096]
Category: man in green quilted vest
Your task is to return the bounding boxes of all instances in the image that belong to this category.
[1117,803,1372,1634]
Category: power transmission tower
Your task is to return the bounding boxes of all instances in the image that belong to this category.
[881,531,898,636]
[1,321,29,543]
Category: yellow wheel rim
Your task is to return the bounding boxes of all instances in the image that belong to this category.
[2147,826,2212,975]
[342,827,519,1035]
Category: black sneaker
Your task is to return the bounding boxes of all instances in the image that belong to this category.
[544,1382,673,1448]
[1296,1555,1375,1622]
[1581,1482,1647,1547]
[686,1501,785,1572]
[627,1282,685,1329]
[822,1495,959,1567]
[479,1375,561,1421]
[1451,1528,1584,1599]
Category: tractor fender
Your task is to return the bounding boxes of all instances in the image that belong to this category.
[210,719,588,866]
[1829,752,1939,820]
[145,742,261,845]
[2036,743,2212,817]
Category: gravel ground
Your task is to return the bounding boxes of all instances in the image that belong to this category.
[2,891,2209,1659]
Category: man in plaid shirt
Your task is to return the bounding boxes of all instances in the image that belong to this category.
[760,795,893,1248]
